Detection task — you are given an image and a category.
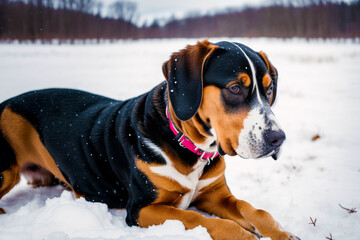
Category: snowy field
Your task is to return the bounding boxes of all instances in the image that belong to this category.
[0,38,360,240]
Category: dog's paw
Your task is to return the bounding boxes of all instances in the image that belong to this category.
[288,232,301,240]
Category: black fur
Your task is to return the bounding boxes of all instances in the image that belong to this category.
[166,51,204,121]
[0,82,220,225]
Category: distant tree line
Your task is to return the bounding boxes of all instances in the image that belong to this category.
[0,0,138,42]
[0,0,359,42]
[155,0,360,39]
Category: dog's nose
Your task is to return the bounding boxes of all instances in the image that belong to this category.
[265,129,286,148]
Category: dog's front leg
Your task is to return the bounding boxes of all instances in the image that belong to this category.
[195,177,298,240]
[138,204,258,240]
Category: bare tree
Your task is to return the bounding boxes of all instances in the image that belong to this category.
[108,0,137,23]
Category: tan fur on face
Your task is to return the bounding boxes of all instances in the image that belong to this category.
[169,85,249,155]
[262,74,272,88]
[198,86,249,156]
[168,104,211,146]
[238,73,251,87]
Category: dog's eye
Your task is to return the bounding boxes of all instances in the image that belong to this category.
[229,84,241,94]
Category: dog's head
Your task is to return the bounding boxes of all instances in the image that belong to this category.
[163,40,285,160]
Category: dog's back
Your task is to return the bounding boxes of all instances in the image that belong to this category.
[0,89,130,206]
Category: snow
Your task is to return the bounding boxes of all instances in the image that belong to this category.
[0,38,360,240]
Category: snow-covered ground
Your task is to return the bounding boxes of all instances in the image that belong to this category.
[0,38,359,240]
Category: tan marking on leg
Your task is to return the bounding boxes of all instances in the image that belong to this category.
[237,200,296,239]
[195,175,255,232]
[0,108,70,186]
[0,165,20,200]
[195,177,294,239]
[138,204,258,240]
[74,192,86,199]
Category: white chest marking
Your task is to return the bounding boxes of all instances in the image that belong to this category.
[145,140,221,209]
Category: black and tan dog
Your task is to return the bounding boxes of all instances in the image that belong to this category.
[0,40,299,239]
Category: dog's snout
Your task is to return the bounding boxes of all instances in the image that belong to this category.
[265,129,286,148]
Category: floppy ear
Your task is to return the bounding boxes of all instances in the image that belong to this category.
[258,51,278,106]
[162,40,218,121]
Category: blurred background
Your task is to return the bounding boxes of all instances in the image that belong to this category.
[0,0,359,42]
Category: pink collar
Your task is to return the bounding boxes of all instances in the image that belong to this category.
[166,109,219,163]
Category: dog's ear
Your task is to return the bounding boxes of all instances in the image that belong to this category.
[162,40,218,121]
[258,51,278,106]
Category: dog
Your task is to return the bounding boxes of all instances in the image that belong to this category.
[0,40,299,240]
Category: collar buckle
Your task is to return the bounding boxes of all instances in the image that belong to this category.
[176,134,187,148]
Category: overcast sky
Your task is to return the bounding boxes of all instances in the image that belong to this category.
[101,0,266,25]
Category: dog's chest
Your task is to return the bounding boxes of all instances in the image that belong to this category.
[149,158,219,209]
